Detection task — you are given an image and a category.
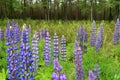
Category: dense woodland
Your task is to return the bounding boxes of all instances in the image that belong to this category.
[0,0,120,21]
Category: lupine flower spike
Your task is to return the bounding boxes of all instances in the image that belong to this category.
[6,25,18,80]
[94,63,101,79]
[19,24,34,80]
[32,31,39,75]
[52,58,67,80]
[54,33,59,59]
[77,26,88,53]
[89,70,96,80]
[114,19,120,45]
[0,29,4,41]
[90,21,96,47]
[61,35,67,61]
[44,31,51,66]
[95,31,102,52]
[74,40,84,80]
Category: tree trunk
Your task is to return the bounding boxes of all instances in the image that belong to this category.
[109,7,112,21]
[23,0,26,19]
[90,0,93,21]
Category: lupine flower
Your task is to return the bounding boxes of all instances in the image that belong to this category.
[95,31,102,52]
[74,40,84,80]
[13,23,21,44]
[90,21,96,47]
[6,25,18,80]
[114,27,119,45]
[94,63,101,79]
[19,24,34,80]
[39,29,47,40]
[61,35,67,61]
[100,23,104,47]
[44,31,51,66]
[89,70,96,80]
[54,33,59,59]
[32,31,39,75]
[52,72,67,80]
[52,58,67,80]
[0,29,4,41]
[114,19,120,45]
[77,26,88,53]
[54,58,63,72]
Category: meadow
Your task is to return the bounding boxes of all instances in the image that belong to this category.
[0,19,120,80]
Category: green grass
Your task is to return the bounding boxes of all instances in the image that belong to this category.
[0,20,120,80]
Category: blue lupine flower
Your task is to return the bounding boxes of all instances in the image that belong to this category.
[6,25,18,80]
[100,23,104,47]
[90,21,96,47]
[74,40,84,80]
[44,31,51,66]
[89,70,96,80]
[0,29,4,41]
[61,35,67,61]
[77,26,88,53]
[54,33,59,59]
[52,58,67,80]
[54,58,63,72]
[114,18,120,45]
[95,31,102,52]
[94,63,101,79]
[19,24,34,80]
[32,31,39,75]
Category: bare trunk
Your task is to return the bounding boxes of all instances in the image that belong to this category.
[90,0,93,21]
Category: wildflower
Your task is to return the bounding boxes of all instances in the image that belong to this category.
[89,70,96,80]
[52,58,67,80]
[74,40,84,80]
[44,31,51,66]
[94,63,101,79]
[20,24,34,80]
[90,21,96,47]
[54,33,59,59]
[32,31,39,75]
[61,35,67,61]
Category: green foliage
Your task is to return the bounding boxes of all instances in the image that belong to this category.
[0,68,9,80]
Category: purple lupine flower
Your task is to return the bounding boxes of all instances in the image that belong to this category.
[114,27,119,45]
[89,70,96,80]
[6,25,18,80]
[19,25,34,80]
[60,74,67,80]
[0,29,4,41]
[90,21,96,47]
[95,31,102,52]
[61,35,67,61]
[44,31,51,66]
[114,18,120,44]
[52,72,59,80]
[13,23,21,44]
[94,63,101,79]
[32,31,39,75]
[52,58,67,80]
[39,29,47,40]
[113,19,120,45]
[54,58,63,72]
[54,33,59,59]
[74,40,84,80]
[100,23,104,47]
[77,26,88,53]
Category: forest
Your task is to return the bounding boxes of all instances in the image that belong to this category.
[0,0,120,20]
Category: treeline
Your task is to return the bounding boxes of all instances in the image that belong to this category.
[0,0,120,20]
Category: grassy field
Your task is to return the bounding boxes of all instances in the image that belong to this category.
[0,20,120,80]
